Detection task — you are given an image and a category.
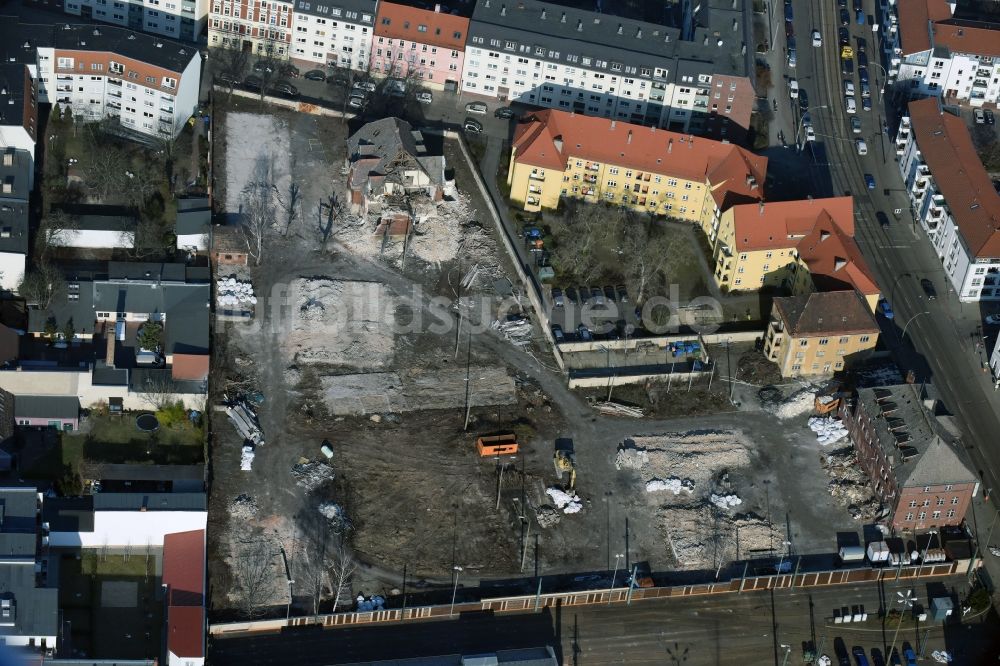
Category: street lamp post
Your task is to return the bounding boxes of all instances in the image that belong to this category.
[900,311,930,345]
[449,566,463,616]
[795,105,829,151]
[780,644,792,666]
[286,579,295,620]
[608,552,624,605]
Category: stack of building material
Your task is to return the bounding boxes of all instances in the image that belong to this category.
[226,399,264,446]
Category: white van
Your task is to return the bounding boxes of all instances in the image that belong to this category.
[789,79,799,99]
[845,96,857,114]
[855,138,868,155]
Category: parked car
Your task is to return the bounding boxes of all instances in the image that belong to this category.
[603,285,616,303]
[986,109,996,125]
[268,81,299,97]
[576,324,593,342]
[862,96,872,111]
[842,57,854,76]
[353,80,377,92]
[565,287,579,305]
[784,3,793,21]
[902,645,917,666]
[846,96,857,114]
[856,138,868,155]
[466,101,488,114]
[920,278,937,299]
[551,324,565,343]
[252,61,274,74]
[590,286,605,305]
[852,0,862,10]
[859,66,869,84]
[879,298,894,319]
[242,75,263,91]
[861,82,871,98]
[844,80,855,96]
[552,288,565,308]
[851,116,862,133]
[870,648,887,666]
[853,646,870,666]
[837,0,847,7]
[856,9,864,24]
[348,94,366,108]
[839,27,850,46]
[329,74,350,86]
[975,108,987,124]
[805,125,817,142]
[494,106,515,119]
[876,211,890,228]
[856,36,867,52]
[985,314,1000,325]
[812,29,822,47]
[789,79,799,99]
[303,69,326,81]
[840,8,850,25]
[416,91,433,104]
[864,173,876,189]
[858,52,869,68]
[798,88,809,112]
[463,117,484,133]
[216,72,240,86]
[578,286,591,304]
[787,48,797,68]
[616,285,629,303]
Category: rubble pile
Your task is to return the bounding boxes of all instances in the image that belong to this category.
[291,460,335,491]
[536,505,561,529]
[546,487,583,514]
[821,447,879,520]
[240,446,255,471]
[809,417,849,446]
[493,315,532,347]
[229,493,259,520]
[774,388,818,419]
[710,493,743,510]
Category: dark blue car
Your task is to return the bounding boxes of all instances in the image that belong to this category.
[879,297,894,319]
[859,66,870,84]
[865,173,876,190]
[856,9,865,24]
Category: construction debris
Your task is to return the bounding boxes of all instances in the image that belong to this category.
[356,595,386,612]
[535,505,562,529]
[291,460,335,492]
[645,478,695,494]
[821,446,879,520]
[229,494,259,520]
[546,487,583,514]
[493,315,532,347]
[240,445,256,471]
[809,417,850,446]
[774,388,818,419]
[594,401,645,418]
[226,399,264,447]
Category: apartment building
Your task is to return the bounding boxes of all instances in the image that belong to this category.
[370,2,469,91]
[841,383,977,533]
[893,0,1000,106]
[0,23,50,170]
[208,0,294,56]
[764,290,879,378]
[289,0,376,71]
[712,197,881,308]
[897,98,1000,302]
[463,0,754,141]
[508,110,767,230]
[0,148,31,293]
[60,0,209,42]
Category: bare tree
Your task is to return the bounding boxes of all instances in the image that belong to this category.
[233,540,277,619]
[81,126,129,202]
[317,192,345,251]
[19,261,66,309]
[327,539,356,614]
[214,38,252,99]
[36,209,79,259]
[139,372,177,411]
[253,38,286,104]
[240,157,278,265]
[274,157,301,237]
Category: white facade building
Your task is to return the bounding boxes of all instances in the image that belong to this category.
[461,0,754,138]
[289,0,376,71]
[31,26,201,140]
[62,0,209,42]
[897,98,1000,302]
[892,0,1000,106]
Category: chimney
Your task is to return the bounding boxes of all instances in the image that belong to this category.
[500,4,506,16]
[105,326,116,367]
[617,24,623,35]
[434,3,441,11]
[577,19,583,31]
[540,8,546,18]
[636,27,642,38]
[610,120,616,130]
[668,138,673,153]
[759,201,765,216]
[553,135,563,153]
[627,130,632,144]
[560,12,566,22]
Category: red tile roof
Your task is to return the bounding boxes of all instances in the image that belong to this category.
[897,0,950,54]
[163,529,205,658]
[512,110,767,204]
[163,529,204,605]
[908,98,1000,258]
[172,353,209,382]
[898,0,1000,58]
[167,606,205,660]
[731,197,879,297]
[374,2,469,50]
[933,22,1000,58]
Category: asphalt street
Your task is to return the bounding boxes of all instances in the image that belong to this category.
[209,575,997,665]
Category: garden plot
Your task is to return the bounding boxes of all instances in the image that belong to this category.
[616,430,781,569]
[319,366,516,416]
[283,278,397,368]
[224,113,292,217]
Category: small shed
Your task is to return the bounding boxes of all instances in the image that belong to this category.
[930,596,953,621]
[14,395,81,431]
[212,225,249,266]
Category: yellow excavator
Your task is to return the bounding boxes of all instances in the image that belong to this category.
[553,449,576,490]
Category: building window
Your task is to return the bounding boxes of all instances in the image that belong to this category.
[908,500,917,508]
[859,335,870,343]
[905,512,914,521]
[932,511,941,519]
[918,512,926,520]
[923,486,931,492]
[936,498,945,506]
[945,484,953,491]
[951,496,959,504]
[799,339,808,347]
[818,338,829,345]
[946,509,955,518]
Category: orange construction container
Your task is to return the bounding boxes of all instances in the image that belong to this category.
[476,433,518,457]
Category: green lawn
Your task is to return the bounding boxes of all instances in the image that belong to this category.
[60,553,163,660]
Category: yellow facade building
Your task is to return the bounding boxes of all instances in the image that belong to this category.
[508,110,767,231]
[764,290,880,377]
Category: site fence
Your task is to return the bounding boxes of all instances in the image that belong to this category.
[209,559,969,636]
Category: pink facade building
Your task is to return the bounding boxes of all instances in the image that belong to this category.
[371,2,468,92]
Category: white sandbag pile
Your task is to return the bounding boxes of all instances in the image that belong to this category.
[808,417,849,446]
[645,477,695,495]
[217,277,258,309]
[710,493,743,510]
[240,445,255,471]
[931,650,953,663]
[546,487,583,514]
[356,595,385,612]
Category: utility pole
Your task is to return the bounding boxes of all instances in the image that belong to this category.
[463,330,473,430]
[495,461,506,510]
[625,565,638,606]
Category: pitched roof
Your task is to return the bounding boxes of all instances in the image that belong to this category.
[773,290,878,337]
[512,110,766,201]
[730,197,879,296]
[908,98,1000,258]
[932,21,1000,58]
[897,0,1000,58]
[163,529,205,606]
[53,203,136,232]
[347,117,443,188]
[374,2,470,50]
[172,353,209,381]
[897,0,948,54]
